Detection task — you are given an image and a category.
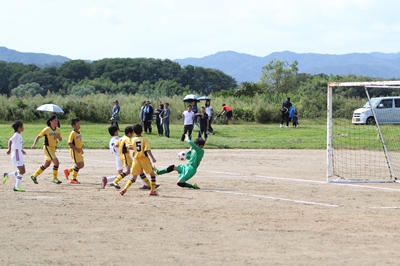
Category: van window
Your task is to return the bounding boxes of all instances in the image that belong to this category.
[380,99,392,108]
[395,99,400,108]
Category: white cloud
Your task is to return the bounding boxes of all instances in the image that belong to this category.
[0,0,399,60]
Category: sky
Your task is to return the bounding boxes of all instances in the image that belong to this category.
[1,0,400,61]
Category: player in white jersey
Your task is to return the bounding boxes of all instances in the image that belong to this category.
[3,121,27,192]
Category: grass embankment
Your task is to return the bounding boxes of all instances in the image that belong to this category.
[0,119,327,150]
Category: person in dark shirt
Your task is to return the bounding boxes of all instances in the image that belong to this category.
[280,97,292,128]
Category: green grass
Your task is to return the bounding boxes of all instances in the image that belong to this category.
[0,119,327,150]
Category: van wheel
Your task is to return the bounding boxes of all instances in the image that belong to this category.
[366,117,376,125]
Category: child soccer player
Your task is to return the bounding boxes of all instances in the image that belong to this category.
[110,126,152,190]
[31,114,62,184]
[101,125,154,189]
[155,134,205,189]
[3,121,27,192]
[120,123,158,196]
[63,117,84,184]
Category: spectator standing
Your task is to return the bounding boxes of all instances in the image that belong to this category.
[143,100,153,133]
[196,106,209,142]
[205,100,214,134]
[181,104,195,142]
[155,103,164,136]
[280,97,292,128]
[160,102,171,138]
[139,101,146,126]
[111,100,120,130]
[192,101,199,127]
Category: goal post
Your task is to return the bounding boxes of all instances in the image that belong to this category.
[327,81,400,183]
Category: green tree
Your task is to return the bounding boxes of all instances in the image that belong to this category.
[58,60,90,83]
[259,59,299,96]
[11,82,45,97]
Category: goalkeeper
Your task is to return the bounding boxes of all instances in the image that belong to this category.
[155,134,205,189]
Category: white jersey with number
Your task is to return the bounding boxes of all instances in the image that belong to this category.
[9,132,24,167]
[109,136,123,171]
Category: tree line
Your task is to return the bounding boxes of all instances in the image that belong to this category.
[0,57,397,123]
[0,58,237,97]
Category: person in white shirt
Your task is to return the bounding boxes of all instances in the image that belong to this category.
[3,121,27,192]
[180,104,195,142]
[205,100,215,135]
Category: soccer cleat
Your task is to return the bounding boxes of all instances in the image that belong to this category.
[30,175,38,184]
[193,183,200,189]
[119,189,126,196]
[101,176,107,189]
[3,172,8,185]
[149,191,159,196]
[140,183,161,190]
[110,182,121,189]
[13,186,25,192]
[63,169,69,180]
[52,179,62,184]
[70,179,81,184]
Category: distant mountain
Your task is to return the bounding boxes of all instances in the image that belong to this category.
[0,46,70,67]
[175,50,400,83]
[2,46,400,84]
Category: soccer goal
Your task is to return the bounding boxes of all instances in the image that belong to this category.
[327,81,400,183]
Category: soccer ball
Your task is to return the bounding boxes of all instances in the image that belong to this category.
[177,151,186,161]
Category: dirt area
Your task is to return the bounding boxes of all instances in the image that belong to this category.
[1,148,400,265]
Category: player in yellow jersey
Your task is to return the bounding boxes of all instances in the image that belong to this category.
[110,126,153,190]
[63,118,84,184]
[120,123,158,196]
[30,114,63,184]
[109,126,134,189]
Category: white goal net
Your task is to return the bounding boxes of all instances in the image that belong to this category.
[327,81,400,183]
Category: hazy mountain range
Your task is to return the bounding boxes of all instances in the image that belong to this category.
[1,46,400,83]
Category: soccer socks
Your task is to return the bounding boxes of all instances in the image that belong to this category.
[7,171,18,178]
[33,165,46,177]
[138,173,147,186]
[150,176,156,192]
[106,176,116,183]
[52,165,59,180]
[15,175,23,188]
[123,178,135,190]
[72,167,79,180]
[114,172,127,184]
[157,165,175,175]
[140,174,151,187]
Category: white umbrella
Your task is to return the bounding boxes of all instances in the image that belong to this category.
[183,94,199,102]
[36,104,64,113]
[198,96,211,101]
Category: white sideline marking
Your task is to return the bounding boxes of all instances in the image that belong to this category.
[206,190,340,208]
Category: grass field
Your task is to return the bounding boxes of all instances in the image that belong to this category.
[0,119,327,150]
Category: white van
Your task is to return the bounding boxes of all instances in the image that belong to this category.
[352,97,400,125]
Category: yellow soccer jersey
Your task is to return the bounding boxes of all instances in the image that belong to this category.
[131,136,151,159]
[38,126,61,148]
[68,130,82,148]
[118,135,132,156]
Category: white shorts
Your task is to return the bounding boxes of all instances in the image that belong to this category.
[11,150,24,167]
[115,154,123,171]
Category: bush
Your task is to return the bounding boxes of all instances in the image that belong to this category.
[234,107,254,122]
